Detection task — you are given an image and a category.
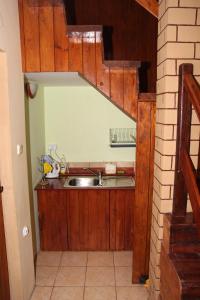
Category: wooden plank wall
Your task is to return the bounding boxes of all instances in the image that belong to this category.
[18,1,139,120]
[132,96,156,282]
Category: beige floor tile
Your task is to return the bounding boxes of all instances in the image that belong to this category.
[37,251,62,267]
[31,287,52,300]
[115,267,133,286]
[84,287,116,300]
[54,267,86,286]
[85,267,115,286]
[36,266,58,286]
[51,287,84,300]
[114,251,132,267]
[116,286,148,300]
[87,252,113,267]
[61,251,87,266]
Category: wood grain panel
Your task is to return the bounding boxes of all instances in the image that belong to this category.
[68,190,109,250]
[53,5,69,71]
[18,0,26,71]
[110,190,134,250]
[23,0,40,71]
[39,6,55,71]
[132,100,155,282]
[135,0,158,18]
[38,190,68,250]
[68,32,83,72]
[96,32,110,97]
[82,31,96,85]
[145,101,156,274]
[110,68,124,108]
[68,190,89,250]
[88,190,109,250]
[123,68,138,120]
[79,191,89,250]
[67,190,81,250]
[0,194,10,300]
[72,0,157,92]
[124,190,134,250]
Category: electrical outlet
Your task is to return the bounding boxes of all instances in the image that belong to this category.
[48,144,57,151]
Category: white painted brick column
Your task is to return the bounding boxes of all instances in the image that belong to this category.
[149,0,200,299]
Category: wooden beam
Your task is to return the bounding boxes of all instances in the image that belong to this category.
[135,0,158,18]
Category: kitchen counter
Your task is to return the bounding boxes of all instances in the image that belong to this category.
[35,175,135,190]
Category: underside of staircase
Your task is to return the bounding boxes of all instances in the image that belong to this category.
[19,1,143,120]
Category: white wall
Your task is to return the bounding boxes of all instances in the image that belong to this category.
[0,1,35,299]
[44,86,136,162]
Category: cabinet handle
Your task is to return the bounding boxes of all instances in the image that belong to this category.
[0,186,3,194]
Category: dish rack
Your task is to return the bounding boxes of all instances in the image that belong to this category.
[109,128,136,147]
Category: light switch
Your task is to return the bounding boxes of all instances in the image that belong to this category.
[17,144,23,155]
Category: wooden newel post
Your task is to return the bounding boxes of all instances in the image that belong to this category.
[172,64,193,221]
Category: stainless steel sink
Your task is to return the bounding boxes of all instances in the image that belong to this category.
[64,175,135,188]
[68,177,100,187]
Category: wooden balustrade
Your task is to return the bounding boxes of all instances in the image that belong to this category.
[160,64,200,300]
[172,64,200,229]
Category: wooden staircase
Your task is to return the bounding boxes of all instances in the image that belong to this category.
[67,25,140,120]
[160,64,200,300]
[161,214,200,300]
[19,1,140,120]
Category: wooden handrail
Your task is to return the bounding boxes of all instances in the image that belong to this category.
[181,149,200,228]
[184,73,200,120]
[172,64,200,229]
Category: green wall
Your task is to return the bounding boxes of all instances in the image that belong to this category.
[44,86,136,162]
[27,85,45,251]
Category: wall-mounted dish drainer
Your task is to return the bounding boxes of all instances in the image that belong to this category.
[109,128,136,147]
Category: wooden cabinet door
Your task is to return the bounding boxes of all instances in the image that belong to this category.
[68,190,110,250]
[110,190,134,250]
[0,192,10,300]
[37,190,68,250]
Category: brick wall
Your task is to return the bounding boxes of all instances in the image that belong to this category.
[149,1,200,299]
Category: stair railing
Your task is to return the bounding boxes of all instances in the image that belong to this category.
[172,64,200,230]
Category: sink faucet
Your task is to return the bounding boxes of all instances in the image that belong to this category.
[83,168,103,186]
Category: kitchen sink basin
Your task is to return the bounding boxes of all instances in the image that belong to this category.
[64,175,135,188]
[68,177,100,187]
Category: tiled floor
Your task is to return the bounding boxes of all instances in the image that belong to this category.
[31,251,148,300]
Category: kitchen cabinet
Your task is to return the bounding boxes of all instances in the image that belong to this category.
[67,190,109,250]
[110,190,134,250]
[37,190,68,250]
[37,185,134,251]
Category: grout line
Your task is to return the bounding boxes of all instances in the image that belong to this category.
[113,251,118,300]
[83,251,88,299]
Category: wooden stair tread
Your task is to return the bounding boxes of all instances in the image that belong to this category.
[67,24,103,32]
[104,60,141,68]
[170,252,200,260]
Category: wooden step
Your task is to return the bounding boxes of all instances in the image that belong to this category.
[170,223,198,243]
[171,241,200,254]
[161,246,200,300]
[19,2,141,120]
[67,25,140,120]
